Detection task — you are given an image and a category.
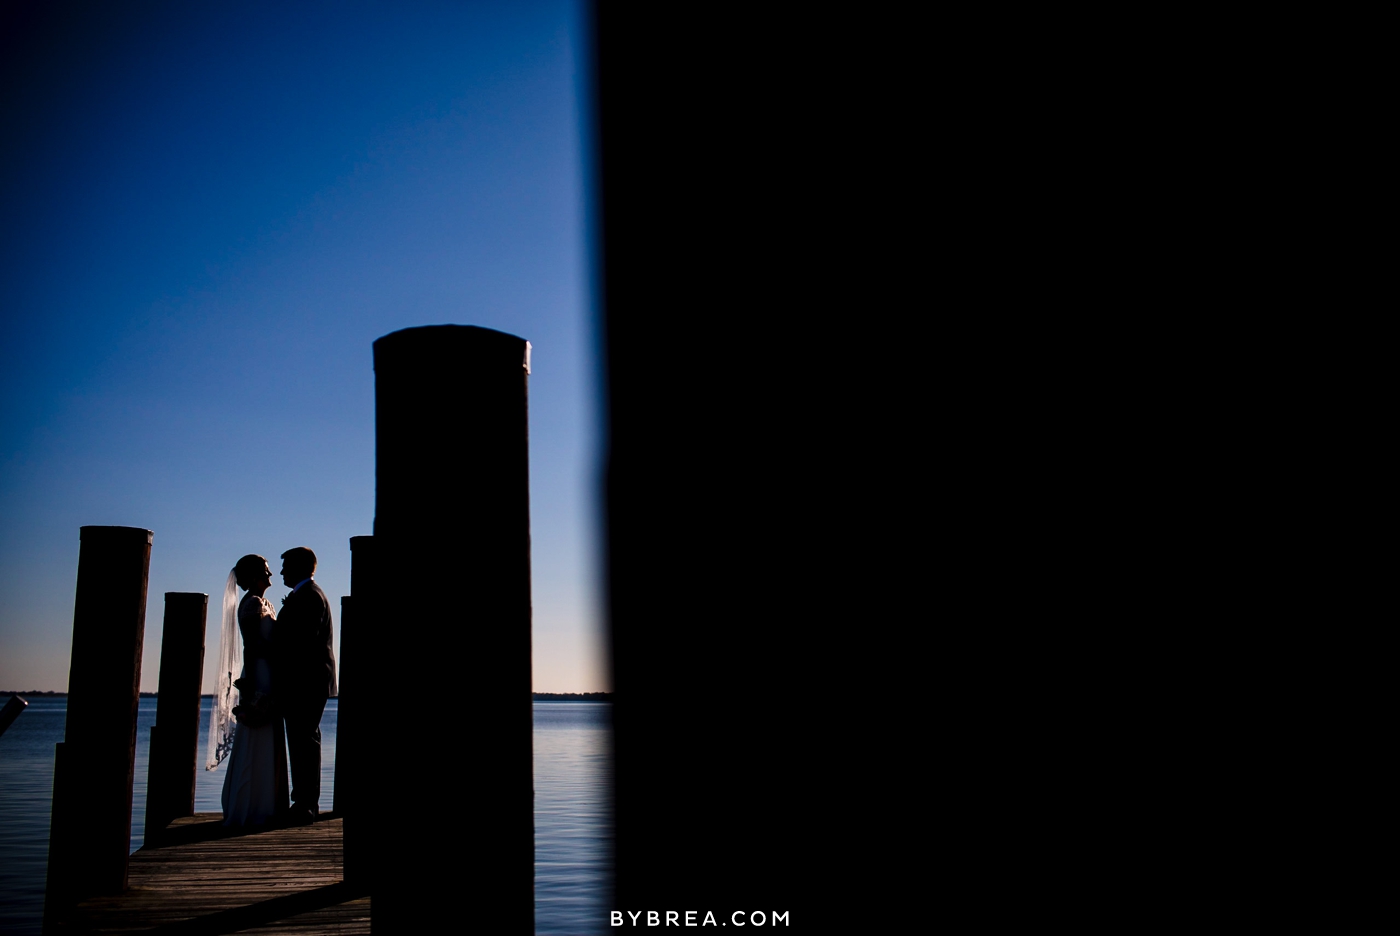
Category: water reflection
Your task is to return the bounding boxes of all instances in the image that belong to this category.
[0,698,612,936]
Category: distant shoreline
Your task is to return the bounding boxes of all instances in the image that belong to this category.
[3,690,613,702]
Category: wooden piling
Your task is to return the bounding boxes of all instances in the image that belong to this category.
[0,694,27,737]
[340,534,376,891]
[334,594,351,818]
[372,326,534,933]
[44,525,153,932]
[334,592,357,893]
[145,592,208,843]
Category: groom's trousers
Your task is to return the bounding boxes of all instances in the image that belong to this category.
[284,695,328,813]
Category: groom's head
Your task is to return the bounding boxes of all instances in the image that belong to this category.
[280,547,317,588]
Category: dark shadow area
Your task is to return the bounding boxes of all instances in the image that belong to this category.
[143,812,340,849]
[592,6,910,925]
[136,881,367,936]
[594,7,830,918]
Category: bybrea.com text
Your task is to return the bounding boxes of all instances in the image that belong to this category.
[612,910,789,927]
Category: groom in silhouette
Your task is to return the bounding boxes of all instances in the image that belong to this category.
[275,546,337,824]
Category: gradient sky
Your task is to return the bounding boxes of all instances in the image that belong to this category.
[0,1,605,693]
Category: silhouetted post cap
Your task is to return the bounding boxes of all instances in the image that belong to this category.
[373,325,530,374]
[79,526,153,544]
[373,324,532,371]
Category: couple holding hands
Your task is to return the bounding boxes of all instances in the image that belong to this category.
[207,547,336,828]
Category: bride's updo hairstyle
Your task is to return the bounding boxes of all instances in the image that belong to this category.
[233,554,267,590]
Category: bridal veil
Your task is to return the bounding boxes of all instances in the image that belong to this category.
[205,570,242,770]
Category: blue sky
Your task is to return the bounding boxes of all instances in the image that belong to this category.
[0,1,605,693]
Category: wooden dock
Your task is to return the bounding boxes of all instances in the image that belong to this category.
[53,814,369,934]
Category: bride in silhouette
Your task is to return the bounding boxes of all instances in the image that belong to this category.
[207,553,289,826]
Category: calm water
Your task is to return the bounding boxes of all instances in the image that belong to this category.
[0,697,611,935]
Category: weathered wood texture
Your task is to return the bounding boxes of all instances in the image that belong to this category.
[54,814,369,934]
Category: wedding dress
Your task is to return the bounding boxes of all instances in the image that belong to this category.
[221,592,290,825]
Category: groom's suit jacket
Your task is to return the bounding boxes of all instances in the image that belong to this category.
[274,581,337,706]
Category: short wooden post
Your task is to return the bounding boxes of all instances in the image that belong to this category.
[335,595,354,871]
[372,326,534,933]
[44,526,152,931]
[145,592,208,843]
[0,695,26,737]
[333,594,351,818]
[340,534,375,890]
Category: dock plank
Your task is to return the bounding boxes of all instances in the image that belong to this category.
[54,813,369,935]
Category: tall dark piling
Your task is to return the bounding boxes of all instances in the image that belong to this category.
[371,326,533,933]
[339,534,376,890]
[44,526,152,930]
[145,592,208,843]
